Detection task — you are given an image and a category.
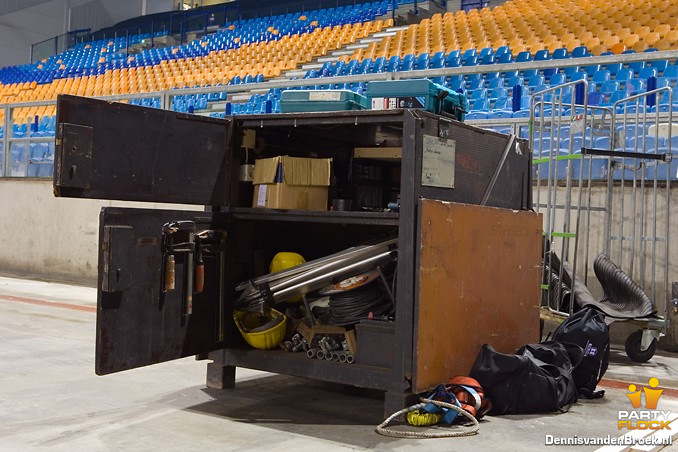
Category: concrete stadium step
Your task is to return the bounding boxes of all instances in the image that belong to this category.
[301,63,324,70]
[331,50,356,57]
[229,93,252,102]
[360,37,387,44]
[345,43,369,50]
[284,69,307,78]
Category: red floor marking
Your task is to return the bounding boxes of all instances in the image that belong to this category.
[0,294,96,313]
[600,378,678,398]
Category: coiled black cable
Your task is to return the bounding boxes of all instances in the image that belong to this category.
[328,283,393,325]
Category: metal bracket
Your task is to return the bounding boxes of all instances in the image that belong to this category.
[56,123,93,189]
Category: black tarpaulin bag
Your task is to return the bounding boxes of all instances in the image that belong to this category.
[469,342,583,415]
[551,307,610,399]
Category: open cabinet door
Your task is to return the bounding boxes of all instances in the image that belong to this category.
[96,207,228,375]
[54,94,233,205]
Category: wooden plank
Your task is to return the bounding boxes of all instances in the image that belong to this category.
[414,200,542,392]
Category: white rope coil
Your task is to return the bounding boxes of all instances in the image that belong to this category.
[375,398,480,438]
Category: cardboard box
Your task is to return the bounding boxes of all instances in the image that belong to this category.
[252,156,331,211]
[354,147,402,161]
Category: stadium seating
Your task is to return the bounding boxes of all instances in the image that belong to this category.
[2,0,678,179]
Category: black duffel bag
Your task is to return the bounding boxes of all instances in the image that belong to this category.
[469,341,584,415]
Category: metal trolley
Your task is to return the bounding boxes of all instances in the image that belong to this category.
[531,80,672,362]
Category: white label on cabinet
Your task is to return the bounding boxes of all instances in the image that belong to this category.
[421,135,456,189]
[309,91,341,101]
[257,185,267,206]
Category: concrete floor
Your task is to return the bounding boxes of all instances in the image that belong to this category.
[1,276,677,451]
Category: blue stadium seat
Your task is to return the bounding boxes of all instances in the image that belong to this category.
[490,109,512,119]
[471,98,490,111]
[358,59,373,74]
[639,67,658,79]
[470,88,488,102]
[386,56,400,72]
[592,70,611,83]
[584,64,601,77]
[463,48,477,60]
[373,56,386,73]
[445,55,461,67]
[415,53,430,70]
[496,46,511,56]
[527,74,544,87]
[497,53,513,64]
[447,75,464,90]
[468,78,485,90]
[466,111,489,120]
[507,75,523,88]
[606,62,622,76]
[571,46,589,58]
[463,55,478,66]
[488,77,505,88]
[552,48,569,59]
[549,73,566,85]
[615,68,634,81]
[629,61,646,74]
[626,135,659,150]
[563,66,580,79]
[534,49,550,61]
[489,87,507,99]
[431,53,445,69]
[594,136,611,149]
[516,51,532,62]
[625,79,645,94]
[493,97,509,110]
[601,80,619,94]
[656,77,671,89]
[664,65,678,79]
[479,47,493,59]
[649,59,668,73]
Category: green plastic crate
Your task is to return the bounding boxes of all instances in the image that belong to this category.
[280,89,368,113]
[367,79,467,121]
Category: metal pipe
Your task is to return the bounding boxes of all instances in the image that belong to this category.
[235,238,396,292]
[568,80,589,313]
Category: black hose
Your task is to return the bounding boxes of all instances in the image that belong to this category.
[593,254,657,317]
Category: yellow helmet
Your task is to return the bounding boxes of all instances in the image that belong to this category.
[270,252,306,302]
[233,308,287,350]
[270,252,306,273]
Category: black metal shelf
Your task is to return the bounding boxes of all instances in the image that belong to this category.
[216,347,393,391]
[230,207,400,226]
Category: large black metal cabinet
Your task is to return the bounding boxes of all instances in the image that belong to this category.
[54,95,533,413]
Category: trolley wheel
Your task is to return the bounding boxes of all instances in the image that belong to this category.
[624,330,657,363]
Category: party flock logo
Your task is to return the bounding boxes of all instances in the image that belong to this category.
[618,378,672,430]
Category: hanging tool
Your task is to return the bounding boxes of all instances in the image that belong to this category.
[161,221,226,316]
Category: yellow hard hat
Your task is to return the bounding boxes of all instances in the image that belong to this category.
[270,252,306,273]
[270,252,306,302]
[233,308,287,350]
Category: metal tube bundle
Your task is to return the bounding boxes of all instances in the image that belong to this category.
[235,238,398,312]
